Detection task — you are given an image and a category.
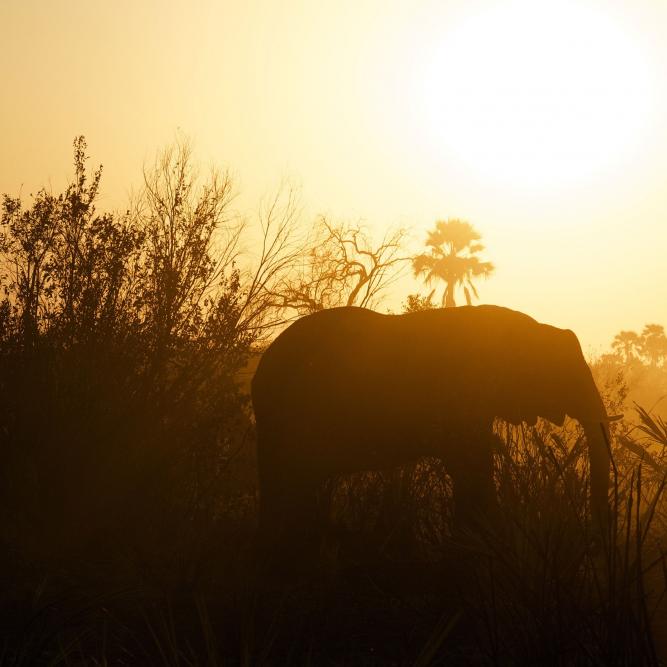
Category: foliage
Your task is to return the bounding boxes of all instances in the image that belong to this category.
[0,137,293,586]
[611,326,667,368]
[612,330,642,363]
[402,291,436,313]
[593,325,667,425]
[412,218,494,307]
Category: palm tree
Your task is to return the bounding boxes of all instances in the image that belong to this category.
[611,330,640,363]
[639,324,667,367]
[412,219,494,307]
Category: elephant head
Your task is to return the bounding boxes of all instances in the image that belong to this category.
[488,314,612,522]
[252,305,612,557]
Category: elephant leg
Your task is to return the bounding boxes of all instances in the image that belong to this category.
[447,430,498,533]
[260,481,320,544]
[257,446,326,576]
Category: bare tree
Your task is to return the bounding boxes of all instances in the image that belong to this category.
[137,137,240,362]
[233,183,305,339]
[136,142,313,361]
[279,217,408,315]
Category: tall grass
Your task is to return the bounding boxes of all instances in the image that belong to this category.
[447,420,667,666]
[3,418,666,663]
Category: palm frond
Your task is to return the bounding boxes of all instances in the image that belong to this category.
[635,403,667,448]
[416,219,494,306]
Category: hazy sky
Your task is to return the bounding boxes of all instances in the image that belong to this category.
[1,0,666,351]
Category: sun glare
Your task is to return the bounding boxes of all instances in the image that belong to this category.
[411,2,653,190]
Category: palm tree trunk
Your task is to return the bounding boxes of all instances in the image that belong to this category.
[444,282,456,308]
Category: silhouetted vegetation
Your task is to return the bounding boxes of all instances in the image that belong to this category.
[594,326,667,421]
[1,139,666,664]
[412,219,494,307]
[0,137,265,591]
[279,216,408,314]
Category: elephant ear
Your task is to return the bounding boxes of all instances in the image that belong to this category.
[484,314,549,425]
[489,319,607,428]
[555,328,608,424]
[526,326,608,427]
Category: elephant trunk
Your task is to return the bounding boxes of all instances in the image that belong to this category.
[566,358,612,529]
[582,419,611,529]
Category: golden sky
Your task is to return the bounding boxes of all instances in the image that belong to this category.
[1,0,665,351]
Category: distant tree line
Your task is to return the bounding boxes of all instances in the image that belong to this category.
[610,326,667,367]
[592,324,667,427]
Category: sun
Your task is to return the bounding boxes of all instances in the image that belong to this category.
[411,1,653,190]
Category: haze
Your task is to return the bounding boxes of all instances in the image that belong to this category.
[1,0,665,349]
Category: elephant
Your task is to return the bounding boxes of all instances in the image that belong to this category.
[251,305,611,560]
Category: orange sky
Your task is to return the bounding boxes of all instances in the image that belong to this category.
[1,0,665,352]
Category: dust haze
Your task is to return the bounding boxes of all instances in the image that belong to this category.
[2,1,667,664]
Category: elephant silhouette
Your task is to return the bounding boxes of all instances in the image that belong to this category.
[251,305,611,561]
